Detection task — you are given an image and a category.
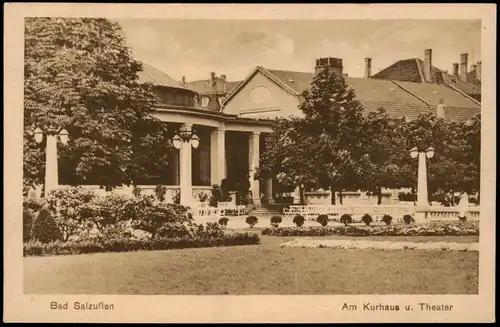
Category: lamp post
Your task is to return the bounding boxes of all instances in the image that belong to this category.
[410,146,435,221]
[34,126,69,198]
[172,124,199,206]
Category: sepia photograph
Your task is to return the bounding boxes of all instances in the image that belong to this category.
[4,3,496,323]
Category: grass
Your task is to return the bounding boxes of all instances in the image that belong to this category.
[24,235,478,295]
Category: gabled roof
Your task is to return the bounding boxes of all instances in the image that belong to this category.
[185,77,241,95]
[137,62,187,89]
[223,66,481,122]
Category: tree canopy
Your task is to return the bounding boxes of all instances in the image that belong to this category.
[24,18,172,192]
[257,67,481,205]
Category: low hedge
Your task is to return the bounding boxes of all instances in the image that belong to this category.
[261,221,479,237]
[23,232,260,257]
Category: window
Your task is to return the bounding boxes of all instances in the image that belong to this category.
[202,97,210,108]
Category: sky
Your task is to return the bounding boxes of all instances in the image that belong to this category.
[117,19,481,83]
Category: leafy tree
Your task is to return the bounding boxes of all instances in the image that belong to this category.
[31,206,64,243]
[404,113,480,206]
[298,67,365,204]
[255,118,317,204]
[358,108,408,204]
[24,18,172,191]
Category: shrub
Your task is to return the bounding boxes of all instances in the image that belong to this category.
[23,232,261,257]
[260,221,479,237]
[293,214,305,227]
[270,215,283,228]
[132,185,142,198]
[90,193,135,234]
[209,185,222,207]
[130,194,192,239]
[23,196,42,212]
[403,214,415,224]
[316,214,329,227]
[23,208,35,242]
[31,207,63,244]
[154,185,167,202]
[340,214,353,226]
[218,217,229,227]
[172,191,180,205]
[246,215,258,228]
[44,186,97,241]
[459,216,467,222]
[361,214,373,226]
[382,214,393,225]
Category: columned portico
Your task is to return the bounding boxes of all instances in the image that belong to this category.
[248,131,261,205]
[210,128,226,185]
[265,179,274,204]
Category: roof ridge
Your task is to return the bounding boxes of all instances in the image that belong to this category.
[259,67,301,96]
[388,79,433,111]
[414,58,427,83]
[445,84,481,106]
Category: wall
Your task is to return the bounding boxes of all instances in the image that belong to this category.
[223,71,303,119]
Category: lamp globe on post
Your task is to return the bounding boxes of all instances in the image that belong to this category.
[426,147,435,159]
[410,147,419,159]
[59,128,69,145]
[34,127,44,144]
[191,134,200,149]
[172,134,182,149]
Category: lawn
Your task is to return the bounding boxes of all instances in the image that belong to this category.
[24,235,478,295]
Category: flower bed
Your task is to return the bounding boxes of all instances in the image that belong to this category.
[280,239,479,251]
[261,221,479,237]
[23,232,260,257]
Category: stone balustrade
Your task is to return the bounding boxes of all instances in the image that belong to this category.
[415,206,480,222]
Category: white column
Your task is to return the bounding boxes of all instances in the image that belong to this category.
[415,152,429,222]
[265,179,274,203]
[417,152,429,207]
[179,127,193,206]
[293,186,301,204]
[210,128,226,186]
[248,132,261,206]
[44,134,59,197]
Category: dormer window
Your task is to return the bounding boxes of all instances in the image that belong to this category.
[202,97,210,108]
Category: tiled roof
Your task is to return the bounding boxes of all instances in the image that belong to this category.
[259,67,479,122]
[261,67,432,119]
[374,58,481,98]
[137,62,186,89]
[185,78,241,95]
[414,59,481,96]
[391,80,480,109]
[372,59,423,83]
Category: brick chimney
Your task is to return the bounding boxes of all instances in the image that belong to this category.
[210,72,216,85]
[181,76,186,86]
[314,57,343,76]
[476,61,481,82]
[424,49,432,83]
[452,63,459,76]
[364,58,372,78]
[460,53,468,82]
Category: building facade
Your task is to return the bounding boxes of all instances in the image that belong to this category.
[57,50,481,207]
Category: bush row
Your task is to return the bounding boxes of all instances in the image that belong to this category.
[23,187,194,243]
[23,232,260,257]
[261,221,479,237]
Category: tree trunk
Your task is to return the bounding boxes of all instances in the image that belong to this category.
[330,186,336,205]
[299,184,305,205]
[411,186,416,205]
[377,187,382,205]
[339,189,343,205]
